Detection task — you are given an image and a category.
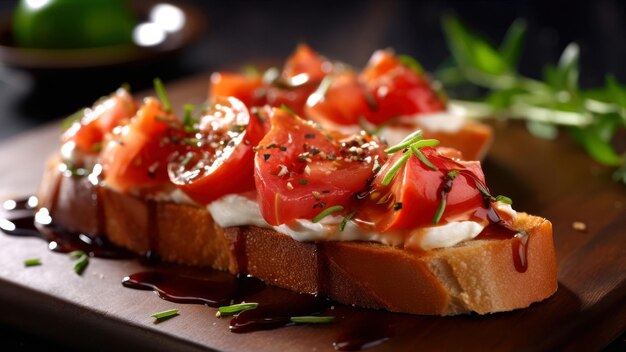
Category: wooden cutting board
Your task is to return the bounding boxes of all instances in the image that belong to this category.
[0,73,624,351]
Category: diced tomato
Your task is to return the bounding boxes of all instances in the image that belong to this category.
[168,97,267,205]
[282,43,330,81]
[305,71,370,126]
[62,88,137,154]
[254,108,386,225]
[355,147,486,231]
[209,72,266,108]
[359,50,446,124]
[102,97,183,193]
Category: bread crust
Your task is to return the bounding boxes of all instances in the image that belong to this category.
[38,162,557,315]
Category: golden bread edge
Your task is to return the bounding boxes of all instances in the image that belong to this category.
[37,158,557,315]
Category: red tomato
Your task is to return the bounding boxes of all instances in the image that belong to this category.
[209,72,266,108]
[359,50,446,124]
[168,97,267,205]
[62,88,137,154]
[305,71,370,126]
[355,147,486,231]
[254,108,386,225]
[102,98,183,193]
[282,43,329,81]
[265,44,332,116]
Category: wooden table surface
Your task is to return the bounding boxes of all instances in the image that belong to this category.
[0,73,624,351]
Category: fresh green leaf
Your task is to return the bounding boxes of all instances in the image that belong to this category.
[569,127,623,166]
[442,14,510,76]
[499,19,527,68]
[526,120,559,140]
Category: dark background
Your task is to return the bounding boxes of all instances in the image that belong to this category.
[0,0,625,350]
[0,0,625,142]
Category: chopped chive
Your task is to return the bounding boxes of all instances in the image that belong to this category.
[382,151,411,186]
[433,196,446,224]
[339,211,357,232]
[411,145,438,170]
[153,78,172,112]
[151,309,179,320]
[290,316,335,324]
[384,130,423,154]
[495,195,513,204]
[70,251,89,275]
[312,205,345,223]
[413,139,440,148]
[433,171,459,224]
[280,104,297,116]
[69,250,86,259]
[24,258,41,267]
[216,302,258,318]
[299,179,309,185]
[183,104,198,132]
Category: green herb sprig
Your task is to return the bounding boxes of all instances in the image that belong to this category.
[437,15,626,184]
[381,131,440,186]
[312,205,345,223]
[153,78,172,113]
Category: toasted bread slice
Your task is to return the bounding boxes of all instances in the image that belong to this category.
[38,157,558,315]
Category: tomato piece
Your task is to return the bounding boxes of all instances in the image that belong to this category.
[265,44,332,116]
[62,88,136,154]
[209,72,266,108]
[359,50,446,124]
[168,97,266,205]
[356,147,486,231]
[254,108,386,225]
[282,43,330,81]
[305,71,370,126]
[102,98,183,193]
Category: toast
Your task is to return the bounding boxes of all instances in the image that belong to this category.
[38,155,557,315]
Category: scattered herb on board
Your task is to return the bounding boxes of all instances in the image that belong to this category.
[24,258,41,267]
[69,250,89,274]
[290,316,335,324]
[151,309,179,321]
[437,15,626,185]
[216,302,259,318]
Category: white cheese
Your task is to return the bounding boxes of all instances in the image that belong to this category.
[206,193,488,251]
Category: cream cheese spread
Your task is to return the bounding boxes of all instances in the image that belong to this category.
[206,193,496,251]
